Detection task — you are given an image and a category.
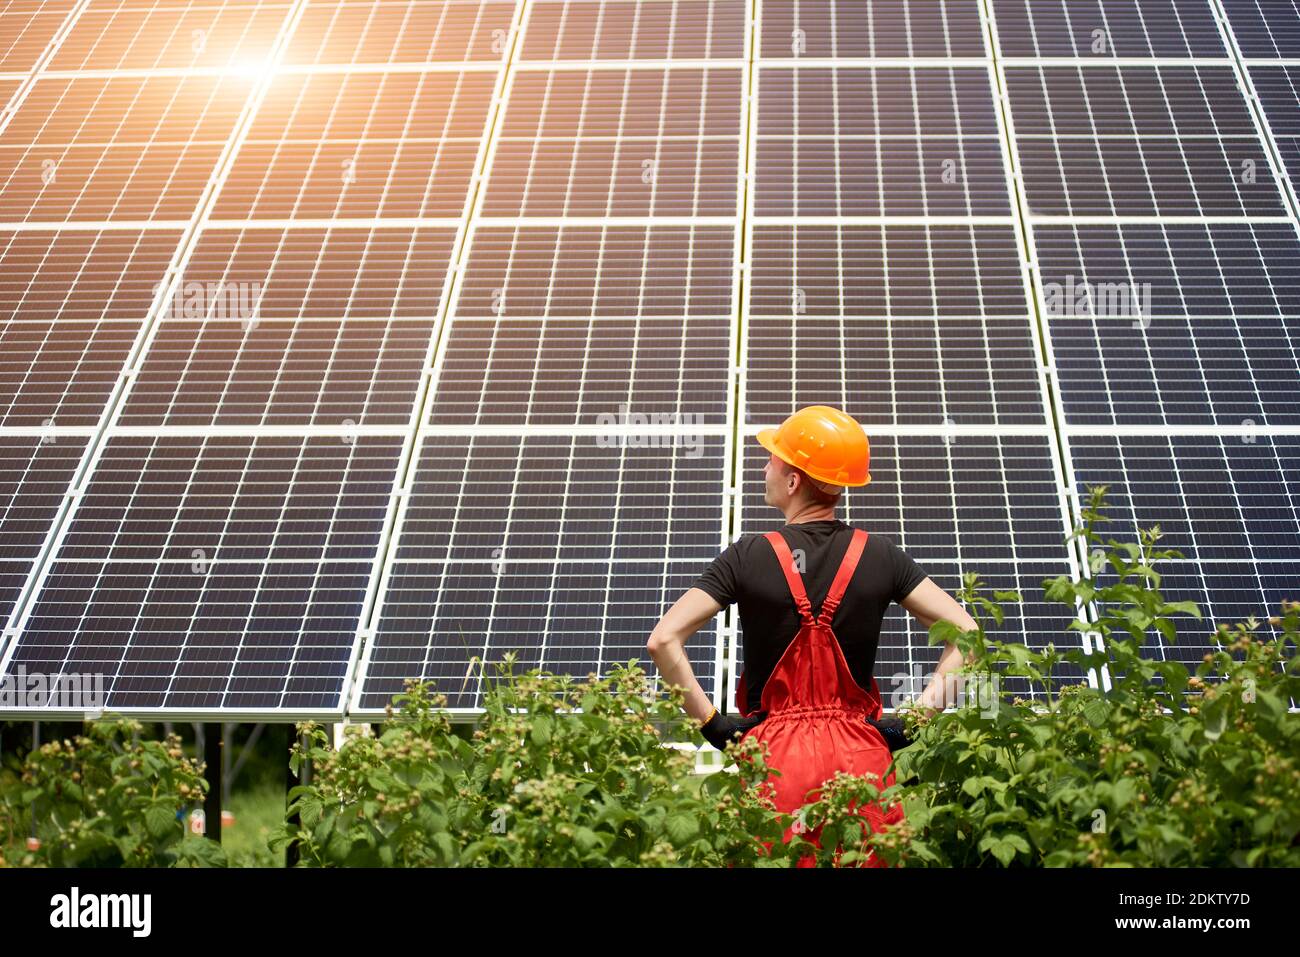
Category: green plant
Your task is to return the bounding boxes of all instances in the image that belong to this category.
[849,486,1299,867]
[273,657,801,866]
[4,718,225,867]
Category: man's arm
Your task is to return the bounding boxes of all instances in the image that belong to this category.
[897,578,979,712]
[646,587,723,724]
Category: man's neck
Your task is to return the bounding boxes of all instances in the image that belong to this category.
[783,501,837,524]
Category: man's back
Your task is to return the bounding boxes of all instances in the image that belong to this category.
[692,519,928,714]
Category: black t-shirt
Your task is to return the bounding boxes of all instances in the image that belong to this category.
[692,519,929,716]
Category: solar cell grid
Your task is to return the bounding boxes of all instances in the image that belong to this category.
[0,436,85,563]
[0,318,139,427]
[1070,434,1300,695]
[181,226,456,319]
[214,70,496,220]
[358,560,717,710]
[484,67,742,217]
[0,74,255,146]
[744,313,1044,427]
[452,224,735,317]
[759,0,987,59]
[0,0,76,73]
[395,434,726,563]
[1069,434,1300,563]
[283,0,518,65]
[56,435,403,564]
[992,0,1228,59]
[0,75,256,222]
[427,314,731,426]
[6,559,376,712]
[1005,66,1257,138]
[1249,65,1300,197]
[0,229,181,323]
[754,66,1010,216]
[48,0,291,72]
[120,317,434,427]
[1006,65,1285,217]
[0,435,85,630]
[747,224,1027,318]
[521,0,745,61]
[1220,0,1300,58]
[1036,223,1300,425]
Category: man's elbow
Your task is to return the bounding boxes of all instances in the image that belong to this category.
[646,626,674,657]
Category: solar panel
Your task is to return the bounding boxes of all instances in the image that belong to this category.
[451,224,735,316]
[1069,433,1300,688]
[0,435,403,716]
[0,435,85,633]
[283,0,518,65]
[1220,0,1300,57]
[1249,65,1300,197]
[213,70,496,220]
[0,0,77,73]
[484,66,743,217]
[0,74,256,223]
[356,560,718,711]
[2,0,1297,723]
[1005,64,1286,217]
[993,0,1228,59]
[0,229,180,426]
[428,314,733,426]
[47,0,291,72]
[352,432,729,712]
[758,0,987,59]
[743,223,1044,427]
[1035,223,1300,426]
[521,0,746,61]
[754,67,1010,217]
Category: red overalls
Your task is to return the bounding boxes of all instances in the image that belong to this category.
[735,527,905,867]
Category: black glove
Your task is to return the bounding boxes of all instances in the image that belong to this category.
[866,714,913,752]
[700,709,764,751]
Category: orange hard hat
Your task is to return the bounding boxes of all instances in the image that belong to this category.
[756,405,871,488]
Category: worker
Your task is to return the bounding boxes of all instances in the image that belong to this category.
[646,405,979,866]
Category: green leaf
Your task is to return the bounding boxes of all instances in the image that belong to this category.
[574,826,601,852]
[664,813,699,845]
[145,803,176,839]
[298,794,323,828]
[1081,698,1111,728]
[530,715,553,746]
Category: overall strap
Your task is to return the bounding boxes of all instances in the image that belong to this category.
[763,531,814,624]
[817,528,869,625]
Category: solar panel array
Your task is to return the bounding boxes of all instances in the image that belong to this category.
[0,0,1296,720]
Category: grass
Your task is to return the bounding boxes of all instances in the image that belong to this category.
[222,781,286,868]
